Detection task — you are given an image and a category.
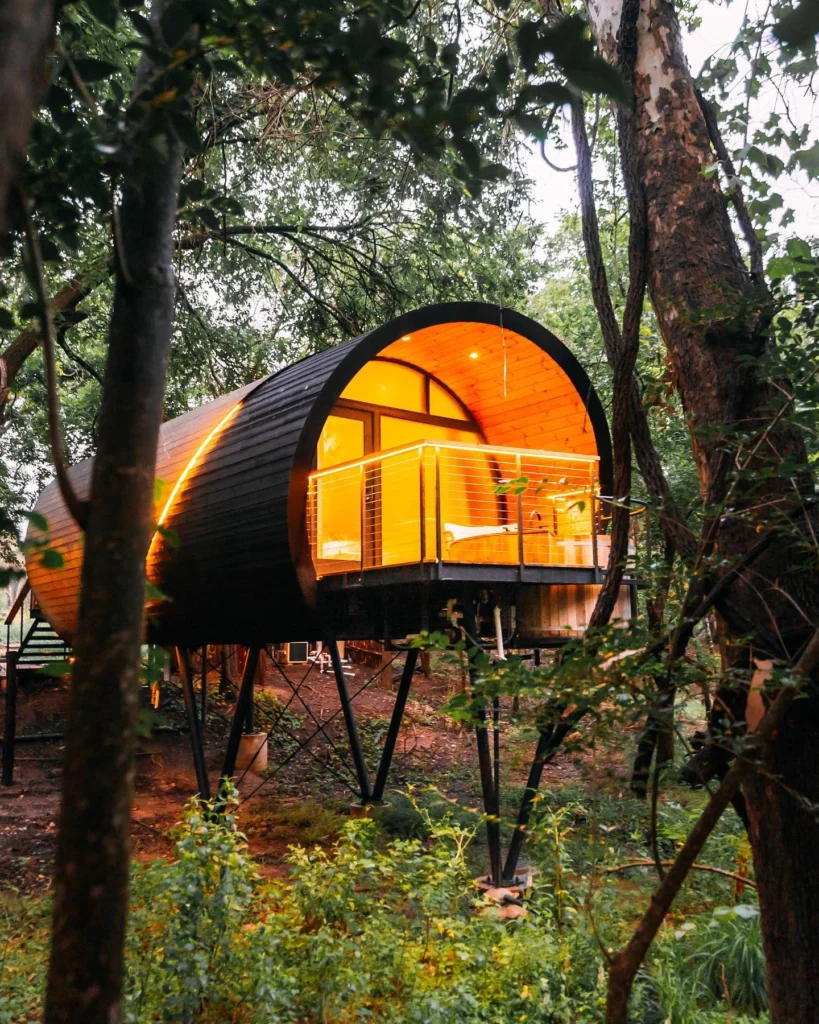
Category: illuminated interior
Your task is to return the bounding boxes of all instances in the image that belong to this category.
[309,347,606,575]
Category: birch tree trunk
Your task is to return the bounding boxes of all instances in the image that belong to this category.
[585,1,819,1020]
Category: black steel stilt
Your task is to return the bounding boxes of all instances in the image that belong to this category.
[327,638,372,802]
[492,695,501,800]
[502,726,556,882]
[221,646,260,781]
[200,645,207,726]
[371,646,419,803]
[176,647,211,801]
[463,599,502,886]
[474,706,502,886]
[1,653,18,786]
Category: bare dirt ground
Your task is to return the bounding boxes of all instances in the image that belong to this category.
[0,652,592,890]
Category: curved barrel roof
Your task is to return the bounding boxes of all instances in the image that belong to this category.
[26,302,612,644]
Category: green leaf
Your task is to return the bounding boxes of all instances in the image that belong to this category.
[774,0,819,49]
[145,579,172,602]
[0,307,15,329]
[515,112,545,138]
[156,523,180,549]
[160,1,193,46]
[71,58,119,83]
[21,510,48,533]
[786,237,811,259]
[767,255,794,279]
[168,111,203,154]
[791,141,819,180]
[41,548,64,570]
[136,707,169,737]
[86,0,119,29]
[39,660,71,678]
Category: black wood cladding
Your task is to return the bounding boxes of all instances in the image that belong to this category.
[149,342,351,644]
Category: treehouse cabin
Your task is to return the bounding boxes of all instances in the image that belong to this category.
[25,302,635,648]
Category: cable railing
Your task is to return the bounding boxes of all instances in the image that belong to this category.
[307,440,639,578]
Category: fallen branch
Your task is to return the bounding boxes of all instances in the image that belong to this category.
[602,860,757,890]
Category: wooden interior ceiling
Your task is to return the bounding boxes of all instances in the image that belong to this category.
[379,322,598,459]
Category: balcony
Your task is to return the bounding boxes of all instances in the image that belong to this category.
[307,441,632,586]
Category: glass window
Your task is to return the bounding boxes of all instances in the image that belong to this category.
[380,416,478,451]
[341,360,425,412]
[429,381,469,420]
[317,414,365,469]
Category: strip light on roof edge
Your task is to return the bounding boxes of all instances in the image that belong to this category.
[147,400,243,561]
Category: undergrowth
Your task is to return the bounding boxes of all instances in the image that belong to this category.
[0,784,768,1024]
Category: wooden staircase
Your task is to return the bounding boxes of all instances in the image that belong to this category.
[5,580,71,673]
[15,617,71,671]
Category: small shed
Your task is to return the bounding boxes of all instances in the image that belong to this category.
[26,301,629,646]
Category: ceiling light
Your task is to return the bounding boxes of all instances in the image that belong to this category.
[401,334,411,341]
[469,351,479,359]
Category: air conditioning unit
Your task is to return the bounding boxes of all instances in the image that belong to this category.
[286,641,309,664]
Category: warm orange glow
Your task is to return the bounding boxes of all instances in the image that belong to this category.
[308,440,606,576]
[469,351,479,359]
[310,439,598,480]
[147,400,243,561]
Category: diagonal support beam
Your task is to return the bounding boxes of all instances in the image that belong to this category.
[220,645,260,782]
[371,646,418,803]
[176,647,211,801]
[326,638,371,802]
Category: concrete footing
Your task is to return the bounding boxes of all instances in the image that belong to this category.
[235,732,268,773]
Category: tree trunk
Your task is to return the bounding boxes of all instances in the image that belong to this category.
[586,1,819,1019]
[44,3,182,1020]
[0,0,56,242]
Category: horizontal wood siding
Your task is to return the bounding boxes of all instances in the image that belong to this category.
[147,344,350,644]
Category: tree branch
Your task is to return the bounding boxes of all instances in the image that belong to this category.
[55,317,103,385]
[0,274,93,418]
[176,218,374,250]
[18,192,88,530]
[695,88,764,282]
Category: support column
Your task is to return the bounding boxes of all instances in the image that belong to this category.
[463,599,502,887]
[503,725,556,882]
[327,637,371,802]
[200,645,207,726]
[221,645,259,781]
[176,647,211,801]
[1,652,18,786]
[371,646,418,803]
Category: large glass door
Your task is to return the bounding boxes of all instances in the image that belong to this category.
[314,411,370,570]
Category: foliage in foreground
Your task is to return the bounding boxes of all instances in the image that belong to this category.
[0,790,768,1024]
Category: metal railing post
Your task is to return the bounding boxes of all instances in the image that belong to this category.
[516,453,524,571]
[359,463,365,571]
[418,447,426,564]
[435,447,442,570]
